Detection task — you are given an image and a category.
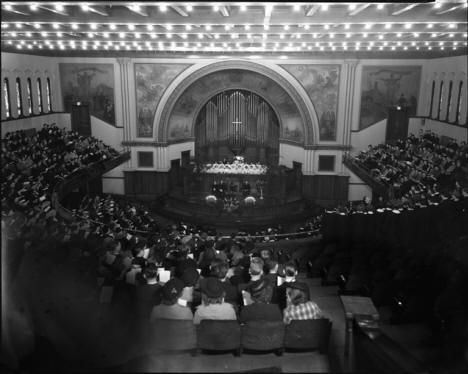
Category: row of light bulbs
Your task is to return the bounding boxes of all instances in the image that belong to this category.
[5,3,455,13]
[1,22,463,31]
[5,30,467,37]
[6,39,466,49]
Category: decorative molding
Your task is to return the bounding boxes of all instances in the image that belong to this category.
[157,60,316,146]
[305,144,352,151]
[122,140,167,147]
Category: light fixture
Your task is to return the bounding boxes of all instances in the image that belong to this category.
[128,24,135,31]
[413,33,419,37]
[293,4,301,12]
[245,24,250,30]
[159,4,167,12]
[264,24,269,30]
[427,23,433,28]
[198,33,203,39]
[363,33,368,38]
[397,33,402,37]
[34,23,41,29]
[182,33,188,39]
[81,4,89,12]
[329,33,334,39]
[284,25,289,30]
[119,32,125,38]
[186,5,193,12]
[240,4,247,12]
[431,33,437,37]
[324,24,330,30]
[365,23,373,30]
[246,33,252,38]
[4,4,12,11]
[55,4,64,12]
[404,23,412,29]
[448,23,456,29]
[146,24,153,31]
[15,23,22,28]
[379,34,384,40]
[385,23,392,30]
[213,4,219,12]
[224,24,231,31]
[41,31,47,37]
[57,31,63,37]
[434,3,442,9]
[280,33,285,39]
[164,33,170,39]
[53,23,60,29]
[30,3,38,11]
[90,23,97,30]
[449,33,454,37]
[205,24,211,31]
[304,24,310,30]
[321,4,328,11]
[349,4,356,11]
[186,24,192,31]
[166,24,173,30]
[71,23,78,30]
[150,33,157,39]
[346,33,351,38]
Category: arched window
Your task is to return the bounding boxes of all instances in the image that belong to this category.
[437,81,444,120]
[37,78,43,113]
[46,77,52,112]
[3,78,11,119]
[26,78,33,115]
[429,81,436,118]
[456,81,464,125]
[15,77,23,117]
[446,81,453,122]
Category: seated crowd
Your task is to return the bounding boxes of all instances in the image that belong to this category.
[353,130,468,206]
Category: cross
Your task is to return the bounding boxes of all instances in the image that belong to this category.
[232,118,242,142]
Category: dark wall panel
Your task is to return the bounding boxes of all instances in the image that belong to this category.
[302,175,349,206]
[124,171,169,198]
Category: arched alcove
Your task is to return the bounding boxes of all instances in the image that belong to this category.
[154,60,319,146]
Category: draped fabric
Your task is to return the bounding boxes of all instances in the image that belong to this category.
[195,89,279,162]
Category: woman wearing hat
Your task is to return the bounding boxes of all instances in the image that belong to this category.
[193,277,237,325]
[150,278,193,323]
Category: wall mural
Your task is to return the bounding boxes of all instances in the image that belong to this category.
[281,64,340,141]
[135,63,190,137]
[359,66,421,130]
[59,63,115,125]
[167,69,305,143]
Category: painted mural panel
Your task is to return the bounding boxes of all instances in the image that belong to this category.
[281,65,340,141]
[359,66,421,130]
[167,69,304,143]
[59,63,115,125]
[135,63,190,137]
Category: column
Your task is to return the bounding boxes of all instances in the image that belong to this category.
[117,57,133,167]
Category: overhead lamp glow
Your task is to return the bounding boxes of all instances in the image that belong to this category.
[159,4,167,12]
[81,4,89,12]
[321,4,328,11]
[4,4,12,11]
[128,24,135,30]
[34,23,41,29]
[413,33,419,37]
[324,24,330,30]
[293,4,301,11]
[25,32,32,37]
[186,5,193,12]
[103,32,109,38]
[53,23,60,29]
[346,33,351,38]
[284,25,289,30]
[90,23,97,30]
[54,4,64,12]
[427,23,433,28]
[71,23,79,30]
[41,31,47,37]
[15,23,22,28]
[264,24,269,30]
[198,33,203,39]
[365,24,373,30]
[166,24,173,30]
[224,24,231,31]
[30,3,38,11]
[379,34,384,40]
[385,23,392,30]
[431,33,436,37]
[164,33,170,39]
[240,4,247,12]
[434,3,441,9]
[213,4,219,12]
[205,24,212,31]
[280,33,285,39]
[404,23,412,29]
[329,33,334,39]
[449,33,454,37]
[57,32,63,37]
[119,32,125,38]
[245,24,250,30]
[146,24,153,31]
[344,24,350,30]
[88,32,94,38]
[397,33,402,37]
[349,4,357,11]
[182,33,188,39]
[448,23,456,29]
[304,24,310,30]
[185,24,192,31]
[150,33,157,39]
[363,33,368,38]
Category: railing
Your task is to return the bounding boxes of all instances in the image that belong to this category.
[343,154,391,199]
[52,151,131,222]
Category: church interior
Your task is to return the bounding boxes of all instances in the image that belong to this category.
[1,1,468,373]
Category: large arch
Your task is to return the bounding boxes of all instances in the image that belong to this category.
[153,60,319,146]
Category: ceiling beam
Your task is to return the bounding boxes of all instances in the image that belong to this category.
[306,5,320,17]
[171,6,189,17]
[436,5,465,15]
[219,6,230,17]
[88,6,109,17]
[37,5,69,16]
[392,4,420,16]
[126,5,148,17]
[348,4,371,16]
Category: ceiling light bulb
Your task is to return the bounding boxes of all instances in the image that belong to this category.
[344,24,350,30]
[284,25,289,30]
[159,4,167,12]
[34,23,41,29]
[411,41,416,46]
[55,4,64,12]
[150,33,157,39]
[385,23,392,30]
[119,32,125,38]
[329,33,334,38]
[30,4,38,11]
[198,33,203,39]
[431,33,436,37]
[186,5,193,12]
[304,24,310,30]
[280,33,285,39]
[15,23,22,28]
[182,33,188,39]
[57,32,63,37]
[365,24,373,30]
[427,23,433,28]
[324,24,329,30]
[379,34,384,40]
[448,23,456,29]
[41,31,47,37]
[213,5,219,11]
[88,32,94,38]
[293,4,301,11]
[240,5,247,11]
[363,33,368,38]
[434,3,441,9]
[397,33,402,37]
[90,23,97,30]
[5,4,12,10]
[197,42,201,47]
[25,31,32,37]
[53,23,60,29]
[128,24,135,30]
[165,33,171,39]
[413,33,419,37]
[321,4,328,11]
[246,33,252,38]
[346,33,351,38]
[404,23,412,29]
[81,4,89,12]
[245,24,250,30]
[264,24,269,30]
[349,4,356,11]
[103,32,109,38]
[397,41,402,46]
[185,24,192,31]
[205,24,211,31]
[71,23,78,30]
